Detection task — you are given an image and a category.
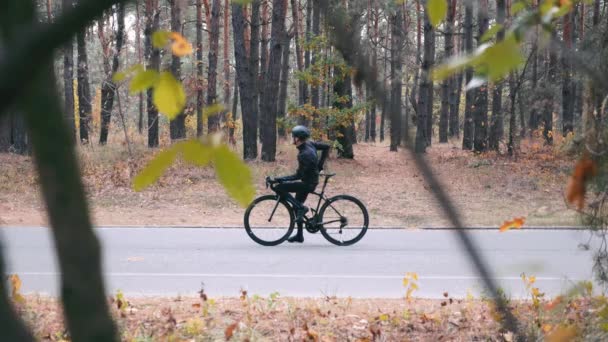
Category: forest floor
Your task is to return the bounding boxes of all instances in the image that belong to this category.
[15,290,605,341]
[0,136,580,228]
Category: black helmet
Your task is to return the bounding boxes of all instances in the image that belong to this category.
[291,125,310,139]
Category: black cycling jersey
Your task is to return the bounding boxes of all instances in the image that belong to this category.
[276,141,330,185]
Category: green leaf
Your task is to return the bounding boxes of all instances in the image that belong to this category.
[153,71,186,119]
[152,30,171,49]
[112,71,126,83]
[432,54,476,81]
[178,140,213,166]
[232,0,252,5]
[511,1,527,15]
[129,70,159,94]
[481,35,524,81]
[213,145,255,207]
[427,0,448,28]
[480,24,503,43]
[203,103,226,119]
[132,147,179,191]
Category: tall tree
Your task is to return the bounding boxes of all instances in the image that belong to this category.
[291,0,307,106]
[277,31,292,138]
[561,10,574,136]
[99,4,125,145]
[415,8,433,153]
[135,0,145,134]
[233,1,258,159]
[76,18,91,144]
[223,0,231,134]
[169,0,186,140]
[439,0,456,143]
[449,0,461,138]
[62,0,75,140]
[543,48,557,145]
[196,0,204,136]
[489,0,505,150]
[390,6,403,152]
[310,0,321,124]
[145,0,160,148]
[258,0,269,140]
[207,0,221,132]
[261,0,287,161]
[380,16,389,142]
[462,2,474,150]
[473,0,489,152]
[335,70,354,158]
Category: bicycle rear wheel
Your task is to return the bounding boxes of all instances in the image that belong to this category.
[319,195,369,246]
[244,195,294,246]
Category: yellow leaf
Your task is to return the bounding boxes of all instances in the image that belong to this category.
[542,324,553,333]
[132,147,179,191]
[379,314,389,321]
[112,71,126,83]
[129,70,159,94]
[511,1,527,15]
[9,274,25,304]
[203,103,226,119]
[178,140,213,166]
[213,145,255,207]
[480,24,503,43]
[153,71,186,119]
[427,0,448,27]
[169,32,193,57]
[480,36,524,81]
[152,30,171,49]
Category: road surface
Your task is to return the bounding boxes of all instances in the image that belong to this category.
[0,227,599,299]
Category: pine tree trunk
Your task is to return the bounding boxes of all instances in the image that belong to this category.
[380,19,389,142]
[196,0,204,136]
[99,4,125,145]
[223,0,231,134]
[543,48,557,145]
[169,0,186,140]
[489,0,505,150]
[229,73,238,144]
[336,72,354,158]
[415,11,434,153]
[277,31,291,138]
[261,0,287,162]
[425,19,435,147]
[390,6,403,152]
[304,0,312,111]
[233,1,258,159]
[145,0,160,148]
[439,0,455,143]
[0,114,10,152]
[62,0,76,140]
[258,0,269,141]
[462,3,474,150]
[207,0,221,132]
[473,0,488,152]
[310,0,321,124]
[76,26,91,144]
[135,0,145,134]
[561,11,574,136]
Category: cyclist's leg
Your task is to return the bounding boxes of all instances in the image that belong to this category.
[275,182,309,209]
[289,184,316,243]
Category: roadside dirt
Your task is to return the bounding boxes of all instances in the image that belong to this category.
[0,139,578,228]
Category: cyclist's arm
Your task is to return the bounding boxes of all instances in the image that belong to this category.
[313,141,331,171]
[275,153,309,182]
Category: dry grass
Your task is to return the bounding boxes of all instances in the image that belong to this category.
[0,137,579,228]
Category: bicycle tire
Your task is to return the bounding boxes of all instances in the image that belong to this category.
[244,195,295,246]
[319,195,369,246]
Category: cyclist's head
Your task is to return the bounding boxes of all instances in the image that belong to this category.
[291,125,310,145]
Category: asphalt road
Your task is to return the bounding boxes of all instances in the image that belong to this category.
[0,227,599,299]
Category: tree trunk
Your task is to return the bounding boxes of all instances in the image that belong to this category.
[310,0,321,123]
[508,74,516,156]
[196,0,204,136]
[415,11,434,153]
[99,4,125,145]
[380,18,389,142]
[76,26,91,144]
[335,72,354,158]
[62,0,76,140]
[561,11,574,136]
[261,0,287,162]
[1,1,118,340]
[229,73,238,144]
[291,0,306,107]
[462,2,474,150]
[258,0,269,141]
[489,0,505,150]
[145,0,160,148]
[543,48,557,145]
[390,7,403,152]
[223,0,231,134]
[233,1,258,159]
[439,0,455,143]
[135,0,144,134]
[169,0,186,140]
[370,0,378,142]
[304,0,312,112]
[277,32,291,138]
[207,0,221,132]
[473,0,488,152]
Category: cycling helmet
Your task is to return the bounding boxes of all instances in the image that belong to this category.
[291,125,310,139]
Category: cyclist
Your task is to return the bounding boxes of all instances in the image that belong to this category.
[269,125,330,243]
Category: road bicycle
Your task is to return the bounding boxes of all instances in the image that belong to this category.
[244,173,369,246]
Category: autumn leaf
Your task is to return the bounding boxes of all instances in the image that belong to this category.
[499,217,525,232]
[224,322,238,340]
[153,71,186,119]
[427,0,448,27]
[152,30,171,48]
[566,155,597,210]
[9,274,25,304]
[546,325,578,342]
[132,147,179,191]
[169,32,193,57]
[213,145,256,207]
[129,70,159,94]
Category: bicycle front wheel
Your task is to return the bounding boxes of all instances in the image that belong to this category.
[244,195,294,246]
[319,195,369,246]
